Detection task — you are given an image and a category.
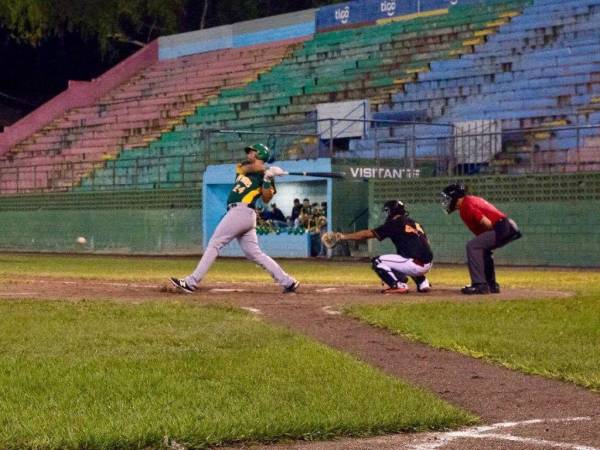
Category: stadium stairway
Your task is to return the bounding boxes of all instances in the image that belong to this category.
[78,0,530,191]
[0,39,304,193]
[359,0,600,174]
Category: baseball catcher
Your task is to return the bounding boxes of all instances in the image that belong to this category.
[322,200,433,294]
[170,143,299,294]
[441,184,521,295]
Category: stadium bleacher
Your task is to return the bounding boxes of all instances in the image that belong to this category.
[0,39,304,192]
[4,0,600,192]
[78,0,529,191]
[369,0,600,172]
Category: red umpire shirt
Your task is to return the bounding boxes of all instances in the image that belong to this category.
[459,195,506,235]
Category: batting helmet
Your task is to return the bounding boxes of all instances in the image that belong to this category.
[245,143,271,162]
[441,183,466,214]
[383,200,406,221]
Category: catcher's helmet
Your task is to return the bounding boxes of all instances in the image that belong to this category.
[245,143,271,162]
[383,200,406,221]
[441,183,466,214]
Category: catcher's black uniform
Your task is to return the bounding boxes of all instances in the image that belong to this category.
[371,214,433,292]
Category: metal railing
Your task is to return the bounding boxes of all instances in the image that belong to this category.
[1,119,600,195]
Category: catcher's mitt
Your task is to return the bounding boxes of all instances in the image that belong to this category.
[321,231,343,249]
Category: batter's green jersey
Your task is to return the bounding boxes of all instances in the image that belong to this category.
[227,164,273,207]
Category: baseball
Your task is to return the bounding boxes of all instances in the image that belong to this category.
[76,236,87,245]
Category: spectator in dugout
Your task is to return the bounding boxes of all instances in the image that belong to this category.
[299,198,313,228]
[289,198,302,227]
[269,203,285,221]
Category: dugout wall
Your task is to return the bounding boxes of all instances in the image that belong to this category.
[0,172,598,266]
[0,190,201,254]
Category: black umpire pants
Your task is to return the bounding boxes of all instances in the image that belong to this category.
[466,218,521,286]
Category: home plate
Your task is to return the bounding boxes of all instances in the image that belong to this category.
[210,288,246,293]
[316,288,338,293]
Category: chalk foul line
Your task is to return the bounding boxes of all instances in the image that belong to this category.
[410,417,596,450]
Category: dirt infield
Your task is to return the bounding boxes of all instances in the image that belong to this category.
[2,277,598,450]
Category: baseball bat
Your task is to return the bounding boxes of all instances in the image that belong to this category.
[286,171,346,179]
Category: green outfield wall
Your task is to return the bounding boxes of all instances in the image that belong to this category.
[0,173,599,266]
[367,173,600,267]
[0,189,202,254]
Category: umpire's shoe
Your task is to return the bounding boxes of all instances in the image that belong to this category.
[461,283,490,295]
[489,282,500,294]
[283,280,300,294]
[170,277,195,294]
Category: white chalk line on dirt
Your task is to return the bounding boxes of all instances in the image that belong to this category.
[241,307,262,315]
[60,281,159,288]
[409,417,596,450]
[322,306,342,315]
[0,293,37,297]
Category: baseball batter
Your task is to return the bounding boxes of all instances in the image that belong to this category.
[441,184,521,295]
[170,143,299,294]
[325,200,433,294]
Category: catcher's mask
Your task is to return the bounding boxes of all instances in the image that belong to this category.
[244,143,271,162]
[383,200,406,222]
[440,184,466,214]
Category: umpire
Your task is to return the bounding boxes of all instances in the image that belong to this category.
[441,184,521,295]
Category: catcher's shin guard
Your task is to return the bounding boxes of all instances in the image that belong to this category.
[371,257,399,288]
[392,270,408,284]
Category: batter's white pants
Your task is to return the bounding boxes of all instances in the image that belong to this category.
[185,204,296,289]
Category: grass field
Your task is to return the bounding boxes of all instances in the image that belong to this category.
[0,254,478,449]
[347,269,600,391]
[1,253,599,447]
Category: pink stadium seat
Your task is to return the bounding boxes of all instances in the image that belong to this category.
[0,37,306,193]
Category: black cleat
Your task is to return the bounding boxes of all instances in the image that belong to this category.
[283,280,300,294]
[170,277,195,294]
[489,282,500,294]
[461,283,490,295]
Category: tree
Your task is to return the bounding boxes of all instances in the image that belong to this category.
[0,0,185,48]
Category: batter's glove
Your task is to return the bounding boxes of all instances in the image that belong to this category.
[265,166,288,178]
[321,232,343,249]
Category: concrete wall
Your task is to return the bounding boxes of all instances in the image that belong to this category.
[366,174,600,267]
[0,208,201,255]
[159,10,316,60]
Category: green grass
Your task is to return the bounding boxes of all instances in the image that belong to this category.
[3,253,599,294]
[348,295,600,391]
[0,300,475,449]
[0,253,373,284]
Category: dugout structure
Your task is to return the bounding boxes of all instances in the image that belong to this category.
[203,159,333,258]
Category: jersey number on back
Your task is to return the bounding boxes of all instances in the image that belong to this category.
[232,175,252,194]
[405,223,425,236]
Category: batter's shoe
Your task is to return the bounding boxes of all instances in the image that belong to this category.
[461,283,490,295]
[283,280,300,294]
[170,277,195,294]
[382,283,409,294]
[489,282,500,294]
